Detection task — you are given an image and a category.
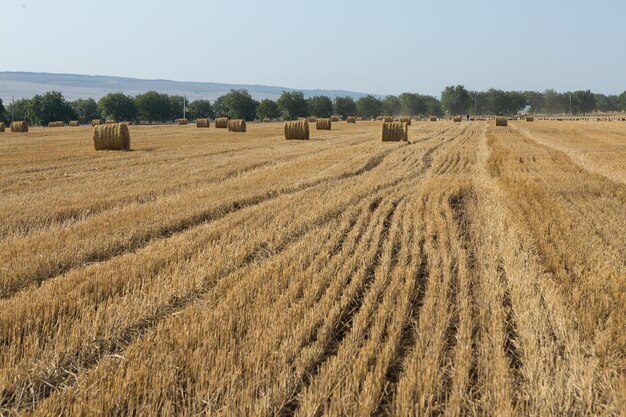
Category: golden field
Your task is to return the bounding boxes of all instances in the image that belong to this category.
[0,120,624,416]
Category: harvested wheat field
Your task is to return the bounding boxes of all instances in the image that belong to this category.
[0,120,624,416]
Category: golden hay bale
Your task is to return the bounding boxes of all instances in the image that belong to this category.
[381,122,408,142]
[91,119,105,127]
[215,117,229,128]
[330,115,340,122]
[525,116,534,122]
[48,121,64,127]
[227,119,247,132]
[0,122,5,132]
[284,120,309,140]
[93,122,130,151]
[429,116,437,122]
[399,116,411,125]
[495,116,508,127]
[178,118,188,125]
[453,115,462,122]
[196,118,210,128]
[383,116,393,123]
[69,120,80,127]
[347,116,356,123]
[316,118,332,130]
[11,121,29,132]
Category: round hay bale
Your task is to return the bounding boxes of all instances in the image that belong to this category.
[11,121,29,132]
[0,122,5,132]
[284,120,309,140]
[69,120,80,127]
[48,121,64,127]
[381,122,408,142]
[215,117,229,128]
[91,119,105,127]
[453,115,462,122]
[178,118,188,125]
[316,118,332,130]
[330,115,340,122]
[525,116,534,122]
[196,118,210,128]
[429,116,438,122]
[227,119,246,132]
[399,116,411,125]
[347,116,356,123]
[495,116,508,127]
[383,116,393,123]
[93,122,130,151]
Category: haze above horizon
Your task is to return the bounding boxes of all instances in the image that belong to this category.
[2,0,625,96]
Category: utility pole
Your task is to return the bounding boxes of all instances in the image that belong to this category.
[569,93,572,115]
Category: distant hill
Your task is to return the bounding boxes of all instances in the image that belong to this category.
[0,71,373,102]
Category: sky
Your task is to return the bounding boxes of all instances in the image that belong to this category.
[1,0,625,96]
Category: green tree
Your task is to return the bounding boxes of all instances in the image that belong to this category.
[71,98,100,124]
[542,89,568,114]
[277,91,308,120]
[307,95,333,118]
[29,91,77,125]
[135,91,172,122]
[98,92,137,122]
[215,89,258,121]
[618,91,626,112]
[256,99,280,120]
[399,93,427,116]
[355,95,382,119]
[595,94,619,113]
[382,95,401,116]
[334,96,357,118]
[523,91,545,114]
[423,95,444,117]
[6,98,31,122]
[482,89,525,115]
[188,99,214,120]
[571,90,596,115]
[169,95,187,121]
[0,98,5,123]
[441,85,471,115]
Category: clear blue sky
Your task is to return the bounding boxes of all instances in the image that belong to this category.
[2,0,625,96]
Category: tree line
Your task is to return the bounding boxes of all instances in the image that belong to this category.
[1,86,625,126]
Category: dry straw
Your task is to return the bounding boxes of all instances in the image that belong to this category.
[495,116,508,127]
[453,116,462,122]
[381,122,408,142]
[69,121,80,127]
[399,116,411,125]
[525,116,534,122]
[11,121,29,132]
[178,118,188,125]
[228,119,247,132]
[284,120,309,140]
[93,122,130,150]
[347,116,356,123]
[0,122,4,132]
[91,119,105,127]
[215,117,229,128]
[429,116,438,121]
[316,118,332,130]
[196,118,210,128]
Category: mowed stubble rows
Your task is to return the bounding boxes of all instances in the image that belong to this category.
[0,120,624,416]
